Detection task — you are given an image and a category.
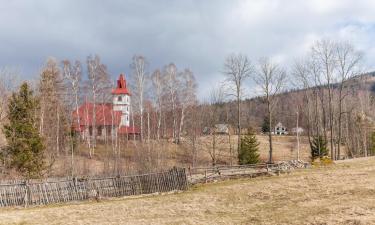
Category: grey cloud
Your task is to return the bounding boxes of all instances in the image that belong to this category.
[1,0,375,99]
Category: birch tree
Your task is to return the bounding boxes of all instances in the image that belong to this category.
[87,55,110,157]
[177,68,197,143]
[151,69,163,140]
[163,63,179,142]
[62,59,82,175]
[130,55,149,142]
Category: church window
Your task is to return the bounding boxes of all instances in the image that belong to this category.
[118,96,122,102]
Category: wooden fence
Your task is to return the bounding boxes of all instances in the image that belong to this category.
[187,163,284,184]
[0,167,187,208]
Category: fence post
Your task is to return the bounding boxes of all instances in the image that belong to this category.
[24,180,30,208]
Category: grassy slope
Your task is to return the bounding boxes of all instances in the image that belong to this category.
[1,157,375,225]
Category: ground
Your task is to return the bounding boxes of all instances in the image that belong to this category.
[46,135,314,177]
[1,157,375,224]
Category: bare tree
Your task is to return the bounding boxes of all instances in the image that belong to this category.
[254,57,286,163]
[151,69,163,140]
[130,55,149,141]
[62,60,82,176]
[223,54,253,156]
[311,40,337,160]
[87,55,110,157]
[0,67,19,126]
[335,41,363,159]
[177,69,198,143]
[62,60,82,135]
[163,63,179,142]
[293,58,315,151]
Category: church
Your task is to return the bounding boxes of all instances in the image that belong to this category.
[72,74,139,139]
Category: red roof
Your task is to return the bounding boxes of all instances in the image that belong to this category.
[72,102,122,128]
[112,74,131,95]
[72,102,140,134]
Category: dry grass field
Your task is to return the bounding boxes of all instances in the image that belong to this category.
[44,134,313,177]
[1,157,375,224]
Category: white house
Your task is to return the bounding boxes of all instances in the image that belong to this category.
[274,122,288,135]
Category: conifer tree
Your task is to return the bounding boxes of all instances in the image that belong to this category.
[311,136,328,160]
[261,115,270,133]
[238,132,260,164]
[3,82,45,178]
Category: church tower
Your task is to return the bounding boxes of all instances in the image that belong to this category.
[112,74,131,127]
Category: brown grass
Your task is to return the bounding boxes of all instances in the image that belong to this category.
[43,134,314,177]
[1,157,375,224]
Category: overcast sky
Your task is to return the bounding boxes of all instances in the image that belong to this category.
[1,0,375,99]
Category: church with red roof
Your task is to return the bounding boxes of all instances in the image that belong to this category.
[72,74,139,139]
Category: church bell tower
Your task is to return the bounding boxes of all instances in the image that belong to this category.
[112,74,131,127]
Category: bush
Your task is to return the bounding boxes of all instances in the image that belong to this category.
[238,132,260,164]
[311,136,329,160]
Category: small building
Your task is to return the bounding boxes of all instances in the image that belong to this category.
[214,124,229,135]
[274,122,288,135]
[202,124,230,135]
[291,127,304,134]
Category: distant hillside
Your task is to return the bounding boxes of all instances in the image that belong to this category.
[204,71,375,133]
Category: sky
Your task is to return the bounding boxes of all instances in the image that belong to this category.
[1,0,375,99]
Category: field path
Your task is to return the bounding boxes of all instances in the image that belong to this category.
[1,157,375,224]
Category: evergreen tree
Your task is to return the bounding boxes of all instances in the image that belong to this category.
[311,136,328,160]
[261,115,271,133]
[370,131,375,156]
[238,132,260,164]
[3,82,45,178]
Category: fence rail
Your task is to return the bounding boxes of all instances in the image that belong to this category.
[187,163,283,184]
[0,167,187,208]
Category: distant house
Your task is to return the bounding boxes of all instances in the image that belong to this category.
[274,122,288,135]
[291,127,304,134]
[214,124,229,134]
[203,124,230,135]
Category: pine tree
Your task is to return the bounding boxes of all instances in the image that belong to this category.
[369,131,375,156]
[261,115,270,133]
[311,136,328,160]
[3,82,46,178]
[238,132,260,164]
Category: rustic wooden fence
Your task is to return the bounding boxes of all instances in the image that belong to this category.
[187,163,284,184]
[0,167,187,208]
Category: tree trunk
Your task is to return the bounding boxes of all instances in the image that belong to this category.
[267,99,273,163]
[237,95,241,156]
[178,106,185,144]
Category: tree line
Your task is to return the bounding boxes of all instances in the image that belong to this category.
[0,38,374,178]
